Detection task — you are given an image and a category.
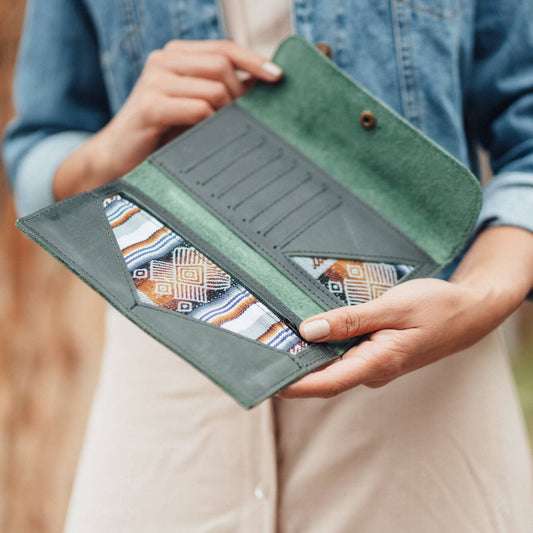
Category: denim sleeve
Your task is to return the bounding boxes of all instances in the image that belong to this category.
[2,0,110,216]
[470,0,533,237]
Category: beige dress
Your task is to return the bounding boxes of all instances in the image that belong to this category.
[64,2,533,532]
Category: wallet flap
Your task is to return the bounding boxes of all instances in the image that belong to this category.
[238,36,482,267]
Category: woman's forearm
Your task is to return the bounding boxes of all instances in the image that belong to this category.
[451,225,533,318]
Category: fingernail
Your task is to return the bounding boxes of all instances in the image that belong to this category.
[262,61,283,79]
[301,319,330,341]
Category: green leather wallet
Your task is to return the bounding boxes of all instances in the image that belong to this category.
[16,37,481,408]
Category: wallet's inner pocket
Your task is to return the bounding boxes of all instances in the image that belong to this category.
[290,256,414,306]
[103,194,308,354]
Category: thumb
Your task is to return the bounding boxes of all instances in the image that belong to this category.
[299,297,404,342]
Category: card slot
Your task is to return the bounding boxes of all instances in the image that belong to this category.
[231,159,298,211]
[266,190,342,246]
[252,176,325,233]
[261,183,329,237]
[195,134,267,186]
[182,124,251,174]
[216,147,284,200]
[237,166,307,220]
[247,173,313,226]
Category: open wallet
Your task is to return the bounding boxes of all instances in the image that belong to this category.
[16,37,481,408]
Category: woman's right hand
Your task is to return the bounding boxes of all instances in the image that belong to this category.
[54,40,282,200]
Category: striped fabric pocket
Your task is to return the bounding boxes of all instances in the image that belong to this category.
[103,195,307,354]
[290,256,414,305]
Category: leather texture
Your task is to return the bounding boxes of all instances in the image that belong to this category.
[16,37,481,408]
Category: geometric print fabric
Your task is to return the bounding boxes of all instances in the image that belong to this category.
[290,256,414,305]
[103,195,307,354]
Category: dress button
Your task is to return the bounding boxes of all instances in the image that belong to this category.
[315,42,332,58]
[254,485,268,500]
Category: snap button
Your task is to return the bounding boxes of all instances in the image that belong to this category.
[315,42,332,58]
[360,110,376,130]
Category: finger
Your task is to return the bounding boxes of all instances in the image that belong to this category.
[299,297,406,343]
[157,52,246,99]
[279,342,384,399]
[149,96,215,127]
[166,40,283,82]
[153,72,233,109]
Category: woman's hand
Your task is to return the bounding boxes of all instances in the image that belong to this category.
[54,40,282,200]
[280,226,533,399]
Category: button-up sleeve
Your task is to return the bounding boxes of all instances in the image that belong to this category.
[2,0,110,216]
[470,0,533,237]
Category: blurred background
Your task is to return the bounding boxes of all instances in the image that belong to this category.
[0,2,532,532]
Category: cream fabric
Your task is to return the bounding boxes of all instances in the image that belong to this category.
[65,309,533,532]
[219,0,292,58]
[64,2,533,532]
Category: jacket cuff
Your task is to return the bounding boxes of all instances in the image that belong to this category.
[475,171,533,235]
[474,171,533,301]
[13,130,91,217]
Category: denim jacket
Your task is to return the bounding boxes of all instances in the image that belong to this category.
[3,0,533,264]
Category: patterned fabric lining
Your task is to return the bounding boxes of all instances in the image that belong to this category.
[103,195,307,354]
[291,256,414,305]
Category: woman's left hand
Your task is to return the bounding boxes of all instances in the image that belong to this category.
[280,226,533,399]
